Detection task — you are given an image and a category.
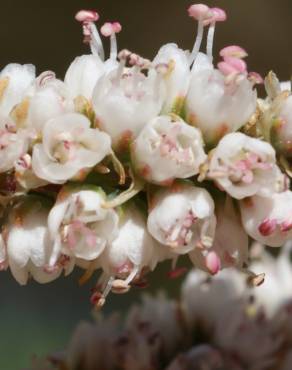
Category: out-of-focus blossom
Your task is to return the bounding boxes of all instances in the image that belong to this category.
[147,183,216,254]
[32,113,111,184]
[240,192,292,247]
[207,132,283,199]
[5,197,61,285]
[131,115,206,185]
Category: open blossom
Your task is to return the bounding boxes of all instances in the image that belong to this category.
[32,112,111,184]
[131,115,206,185]
[5,197,61,285]
[240,191,292,247]
[99,205,154,288]
[48,186,119,267]
[0,63,35,116]
[207,132,283,199]
[147,183,216,254]
[153,43,191,114]
[92,56,165,150]
[185,61,257,146]
[0,114,28,173]
[189,196,248,274]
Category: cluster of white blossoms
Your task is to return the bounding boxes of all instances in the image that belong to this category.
[31,244,292,370]
[1,4,292,306]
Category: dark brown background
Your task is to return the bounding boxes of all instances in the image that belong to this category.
[0,1,291,368]
[1,0,291,80]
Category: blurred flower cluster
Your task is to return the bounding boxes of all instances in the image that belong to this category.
[0,4,292,306]
[30,244,292,370]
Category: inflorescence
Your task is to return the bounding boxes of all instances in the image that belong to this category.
[0,4,291,307]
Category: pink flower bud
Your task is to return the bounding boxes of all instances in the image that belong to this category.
[220,45,248,59]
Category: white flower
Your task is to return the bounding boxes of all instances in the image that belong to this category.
[182,268,246,329]
[152,43,191,114]
[48,186,119,267]
[0,114,28,173]
[147,183,216,254]
[65,55,106,100]
[32,112,111,184]
[0,63,35,116]
[5,197,61,285]
[208,132,282,199]
[185,66,257,145]
[99,205,154,285]
[189,196,248,273]
[240,191,292,247]
[92,62,165,150]
[127,293,184,357]
[250,244,292,316]
[131,115,206,185]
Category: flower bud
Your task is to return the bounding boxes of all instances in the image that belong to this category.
[208,132,282,199]
[147,183,216,254]
[92,65,165,150]
[32,113,111,184]
[131,115,206,185]
[240,191,292,247]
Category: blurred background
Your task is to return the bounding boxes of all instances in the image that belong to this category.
[0,0,291,368]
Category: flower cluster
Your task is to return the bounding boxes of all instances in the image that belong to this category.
[1,4,292,306]
[30,244,292,370]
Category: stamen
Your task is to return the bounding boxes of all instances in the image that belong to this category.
[101,22,122,60]
[220,45,248,59]
[258,218,277,236]
[206,8,227,63]
[75,9,104,60]
[188,4,213,66]
[205,251,221,275]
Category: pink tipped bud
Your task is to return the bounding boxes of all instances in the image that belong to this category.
[248,72,264,85]
[220,45,248,59]
[188,4,211,21]
[258,218,277,236]
[210,7,227,22]
[205,251,221,275]
[101,22,122,37]
[75,10,99,23]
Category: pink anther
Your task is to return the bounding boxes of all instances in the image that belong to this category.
[188,4,211,20]
[248,72,264,85]
[210,7,227,22]
[101,22,122,37]
[205,251,221,275]
[75,10,99,23]
[220,45,248,59]
[258,219,277,236]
